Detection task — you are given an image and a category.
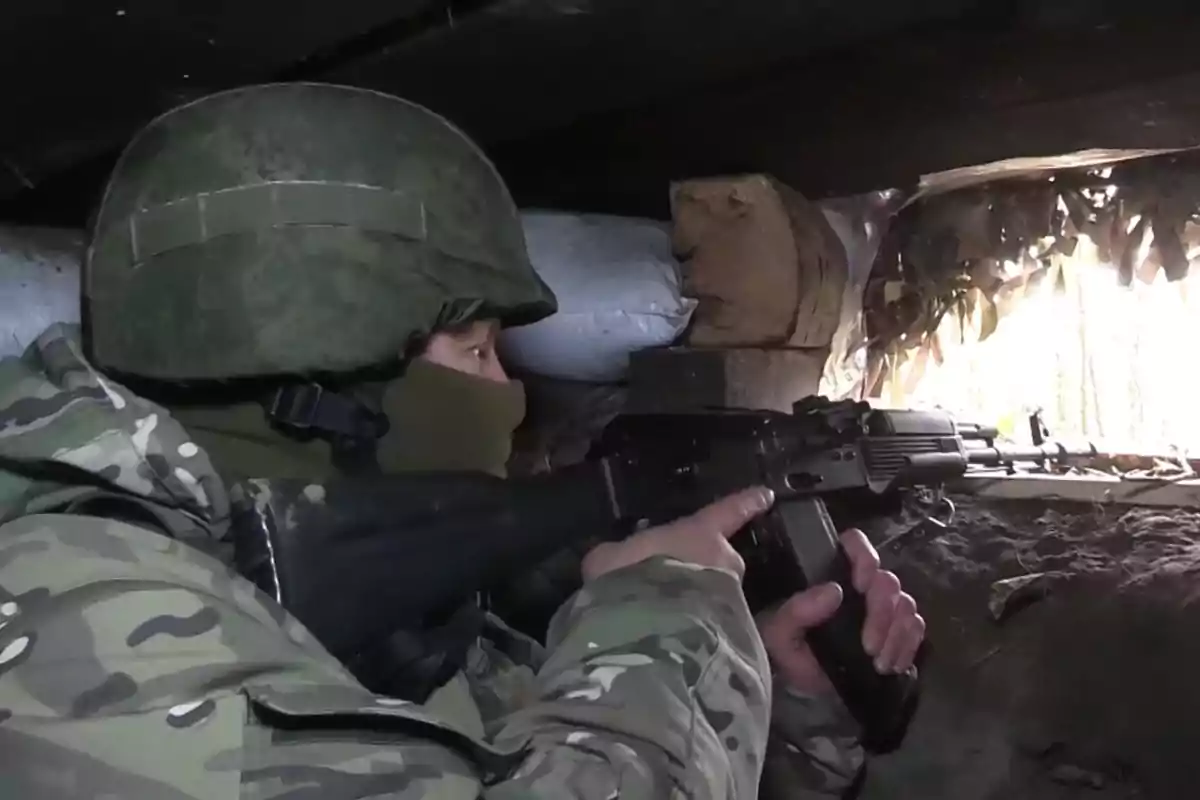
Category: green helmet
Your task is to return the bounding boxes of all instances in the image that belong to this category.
[85,82,557,382]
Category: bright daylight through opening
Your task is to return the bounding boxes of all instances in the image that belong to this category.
[867,226,1200,459]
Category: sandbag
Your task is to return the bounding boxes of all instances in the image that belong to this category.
[0,227,84,359]
[671,174,847,350]
[498,210,697,382]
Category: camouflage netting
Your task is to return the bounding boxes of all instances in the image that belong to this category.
[861,149,1200,397]
[859,494,1200,800]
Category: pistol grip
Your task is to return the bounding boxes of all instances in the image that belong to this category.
[775,497,920,753]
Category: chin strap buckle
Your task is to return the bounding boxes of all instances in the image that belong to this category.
[266,383,389,442]
[268,384,325,432]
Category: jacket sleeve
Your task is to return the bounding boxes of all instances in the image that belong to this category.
[758,680,866,799]
[485,549,866,798]
[484,557,773,800]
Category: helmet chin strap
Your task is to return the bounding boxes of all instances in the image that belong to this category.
[263,383,389,475]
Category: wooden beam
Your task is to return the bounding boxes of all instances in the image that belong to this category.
[955,473,1200,509]
[494,22,1200,217]
[625,347,829,413]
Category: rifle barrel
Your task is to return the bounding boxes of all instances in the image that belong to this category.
[965,442,1098,467]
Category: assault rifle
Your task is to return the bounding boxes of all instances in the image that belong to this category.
[590,396,1098,752]
[230,396,1095,755]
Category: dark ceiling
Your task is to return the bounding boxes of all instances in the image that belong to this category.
[2,0,1199,224]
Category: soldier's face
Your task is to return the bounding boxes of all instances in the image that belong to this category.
[420,319,509,383]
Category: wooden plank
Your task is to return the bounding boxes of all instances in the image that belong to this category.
[955,473,1200,509]
[625,346,828,413]
[494,20,1200,216]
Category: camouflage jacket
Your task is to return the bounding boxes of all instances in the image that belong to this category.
[0,324,778,799]
[488,541,866,798]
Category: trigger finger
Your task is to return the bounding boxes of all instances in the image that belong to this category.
[681,486,774,538]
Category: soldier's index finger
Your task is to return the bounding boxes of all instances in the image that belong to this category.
[691,487,775,538]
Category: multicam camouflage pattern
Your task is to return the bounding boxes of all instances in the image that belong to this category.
[0,323,775,798]
[762,682,867,798]
[0,323,228,545]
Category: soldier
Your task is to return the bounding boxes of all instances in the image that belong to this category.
[0,82,918,798]
[144,83,924,795]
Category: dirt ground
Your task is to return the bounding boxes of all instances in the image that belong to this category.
[859,495,1200,800]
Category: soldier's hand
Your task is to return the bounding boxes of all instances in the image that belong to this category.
[757,528,925,694]
[581,487,775,582]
